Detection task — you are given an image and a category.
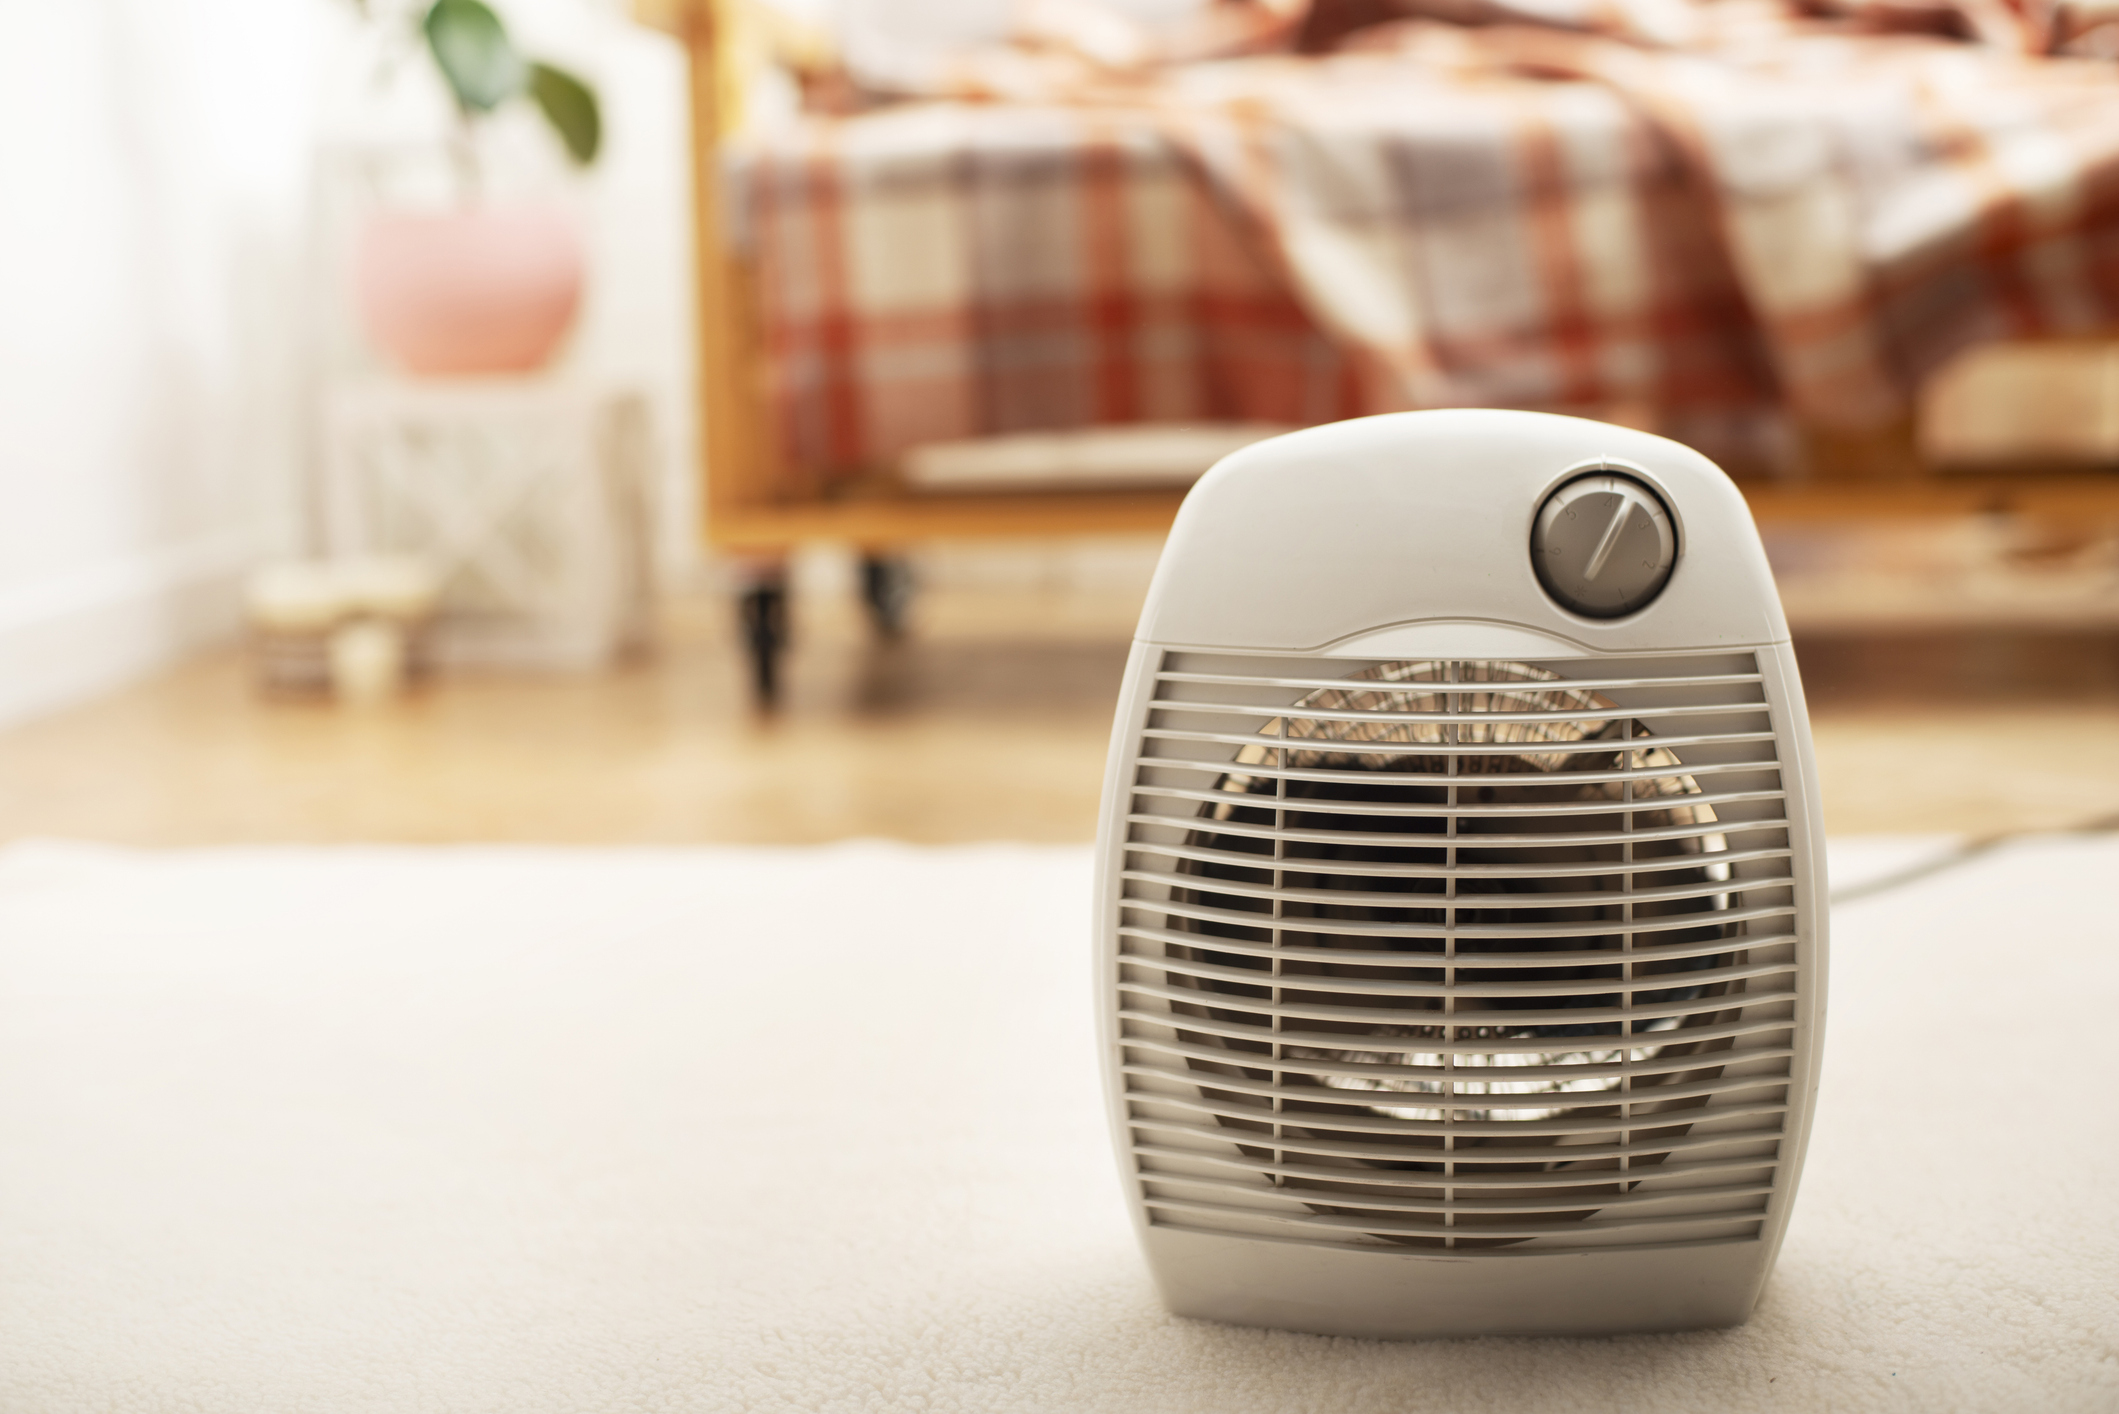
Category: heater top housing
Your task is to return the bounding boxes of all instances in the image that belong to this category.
[1137,409,1784,658]
[1096,409,1826,1340]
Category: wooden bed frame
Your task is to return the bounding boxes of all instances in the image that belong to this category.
[636,0,1191,553]
[634,0,2119,693]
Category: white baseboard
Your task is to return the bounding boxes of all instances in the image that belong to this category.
[0,532,263,731]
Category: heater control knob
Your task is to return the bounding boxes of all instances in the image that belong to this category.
[1530,471,1677,618]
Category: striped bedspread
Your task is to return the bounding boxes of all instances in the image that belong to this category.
[731,7,2119,483]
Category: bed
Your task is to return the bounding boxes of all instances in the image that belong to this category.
[637,0,2119,695]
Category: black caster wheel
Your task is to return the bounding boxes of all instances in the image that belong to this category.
[738,581,788,706]
[860,555,914,640]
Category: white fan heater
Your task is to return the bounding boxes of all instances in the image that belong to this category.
[1094,410,1826,1339]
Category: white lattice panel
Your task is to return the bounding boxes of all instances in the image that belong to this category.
[321,379,653,670]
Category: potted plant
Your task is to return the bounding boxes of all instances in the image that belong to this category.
[353,0,604,376]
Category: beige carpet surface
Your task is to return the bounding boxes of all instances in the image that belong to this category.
[0,837,2111,1412]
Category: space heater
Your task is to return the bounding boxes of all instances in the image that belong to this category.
[1094,410,1826,1339]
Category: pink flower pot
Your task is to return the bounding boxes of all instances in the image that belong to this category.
[355,206,585,376]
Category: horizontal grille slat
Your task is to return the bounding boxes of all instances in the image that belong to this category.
[1120,890,1796,941]
[1148,697,1770,727]
[1148,1219,1764,1259]
[1114,650,1806,1254]
[1157,670,1765,695]
[1125,811,1789,851]
[1119,978,1795,1030]
[1138,1171,1780,1215]
[1128,781,1789,819]
[1138,1195,1767,1241]
[1121,951,1797,998]
[1140,726,1781,756]
[1128,1089,1790,1139]
[1123,1062,1789,1110]
[1127,1115,1785,1166]
[1120,1031,1798,1083]
[1122,865,1777,911]
[1131,1143,1782,1191]
[1136,755,1783,790]
[1122,838,1798,881]
[1118,922,1797,969]
[1118,1007,1798,1056]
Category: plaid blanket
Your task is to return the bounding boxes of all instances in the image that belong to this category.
[736,104,1364,485]
[732,5,2119,482]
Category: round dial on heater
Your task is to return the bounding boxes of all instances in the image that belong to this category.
[1531,471,1677,618]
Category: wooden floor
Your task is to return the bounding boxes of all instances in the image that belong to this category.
[0,586,2115,844]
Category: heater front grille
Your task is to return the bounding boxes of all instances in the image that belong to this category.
[1113,652,1804,1255]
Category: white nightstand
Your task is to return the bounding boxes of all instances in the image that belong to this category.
[320,377,654,670]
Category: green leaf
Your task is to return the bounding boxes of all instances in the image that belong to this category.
[423,0,524,113]
[528,62,601,165]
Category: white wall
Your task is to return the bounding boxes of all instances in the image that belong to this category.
[0,0,333,727]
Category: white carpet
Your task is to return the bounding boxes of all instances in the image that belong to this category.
[0,837,2111,1413]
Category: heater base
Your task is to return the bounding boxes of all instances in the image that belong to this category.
[1144,1226,1771,1339]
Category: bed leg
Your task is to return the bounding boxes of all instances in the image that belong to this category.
[860,554,913,640]
[733,559,790,707]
